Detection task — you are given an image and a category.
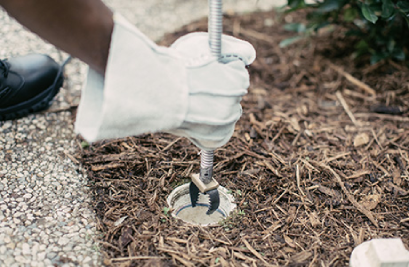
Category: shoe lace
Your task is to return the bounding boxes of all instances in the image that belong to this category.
[0,59,9,78]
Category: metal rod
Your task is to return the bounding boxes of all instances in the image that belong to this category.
[200,0,222,184]
[199,150,214,184]
[208,0,223,60]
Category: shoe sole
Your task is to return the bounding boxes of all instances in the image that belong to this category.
[0,73,64,121]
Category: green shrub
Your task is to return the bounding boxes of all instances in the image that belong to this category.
[281,0,409,64]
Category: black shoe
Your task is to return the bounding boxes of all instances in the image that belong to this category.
[0,54,68,121]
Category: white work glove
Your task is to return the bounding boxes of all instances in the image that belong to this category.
[166,32,255,149]
[75,14,256,150]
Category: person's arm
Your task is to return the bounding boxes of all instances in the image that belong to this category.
[0,0,113,74]
[1,0,256,150]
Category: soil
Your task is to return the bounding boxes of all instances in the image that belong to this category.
[77,8,409,267]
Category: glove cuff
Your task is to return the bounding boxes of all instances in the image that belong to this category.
[75,13,188,142]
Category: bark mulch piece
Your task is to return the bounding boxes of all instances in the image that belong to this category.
[76,9,409,267]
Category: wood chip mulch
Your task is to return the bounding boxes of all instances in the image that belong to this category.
[76,9,409,267]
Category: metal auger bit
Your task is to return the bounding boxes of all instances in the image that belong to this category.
[189,172,220,214]
[189,182,200,208]
[206,189,220,215]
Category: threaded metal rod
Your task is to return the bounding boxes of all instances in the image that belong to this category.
[200,150,214,184]
[208,0,223,60]
[199,0,222,185]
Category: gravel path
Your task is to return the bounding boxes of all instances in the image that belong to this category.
[0,1,276,266]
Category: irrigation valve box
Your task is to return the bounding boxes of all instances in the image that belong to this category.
[350,238,409,267]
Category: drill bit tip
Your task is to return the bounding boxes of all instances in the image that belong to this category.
[206,189,220,215]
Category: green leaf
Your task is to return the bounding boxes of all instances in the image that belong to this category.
[308,21,332,33]
[345,29,365,37]
[238,210,246,216]
[288,0,305,8]
[162,207,170,216]
[283,23,307,32]
[361,4,379,24]
[381,0,395,18]
[81,141,89,148]
[370,52,388,64]
[280,36,305,47]
[387,39,396,53]
[392,49,405,61]
[403,14,409,28]
[371,2,383,15]
[344,7,359,22]
[355,40,369,51]
[317,0,346,13]
[397,1,409,12]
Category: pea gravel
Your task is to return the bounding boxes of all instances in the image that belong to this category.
[0,1,276,266]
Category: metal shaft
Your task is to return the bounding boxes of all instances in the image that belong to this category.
[200,0,223,184]
[208,0,223,60]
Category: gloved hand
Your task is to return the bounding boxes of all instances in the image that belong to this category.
[167,32,255,150]
[75,14,255,150]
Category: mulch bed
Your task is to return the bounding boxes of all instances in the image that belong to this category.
[76,8,409,267]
